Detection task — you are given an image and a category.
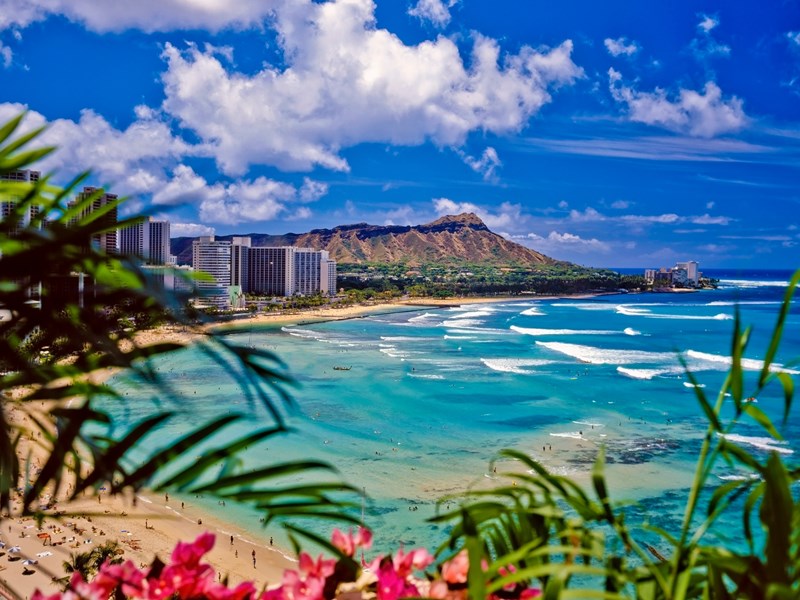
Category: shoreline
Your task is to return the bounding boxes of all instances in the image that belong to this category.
[202,293,613,336]
[3,292,615,597]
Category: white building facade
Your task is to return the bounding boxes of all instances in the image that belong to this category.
[119,217,171,265]
[192,236,231,308]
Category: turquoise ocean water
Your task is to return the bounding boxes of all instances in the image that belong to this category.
[108,269,799,558]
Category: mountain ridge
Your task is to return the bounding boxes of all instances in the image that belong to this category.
[171,213,563,267]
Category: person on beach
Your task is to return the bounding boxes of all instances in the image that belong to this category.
[252,549,256,567]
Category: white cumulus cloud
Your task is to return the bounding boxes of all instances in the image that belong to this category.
[170,222,215,237]
[568,207,605,222]
[691,14,730,61]
[524,231,611,254]
[433,198,525,230]
[604,37,639,57]
[408,0,457,28]
[151,164,208,206]
[160,0,583,176]
[0,41,11,67]
[608,68,747,137]
[697,14,719,33]
[0,102,189,194]
[152,165,329,225]
[0,0,281,32]
[199,177,302,225]
[458,147,502,181]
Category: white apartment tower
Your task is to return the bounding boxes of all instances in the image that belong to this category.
[192,236,231,308]
[1,169,42,236]
[294,248,322,296]
[675,261,699,285]
[320,251,337,295]
[119,217,171,265]
[69,186,118,254]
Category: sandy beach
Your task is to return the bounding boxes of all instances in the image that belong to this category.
[2,293,601,598]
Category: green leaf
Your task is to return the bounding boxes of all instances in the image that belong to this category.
[760,453,792,585]
[741,403,782,440]
[758,269,800,390]
[775,372,794,425]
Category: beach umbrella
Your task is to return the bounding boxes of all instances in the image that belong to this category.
[22,559,38,565]
[8,546,20,553]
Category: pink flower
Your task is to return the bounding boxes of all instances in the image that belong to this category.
[392,547,433,578]
[331,527,373,557]
[266,568,326,600]
[171,531,215,568]
[441,551,469,585]
[201,580,258,600]
[519,588,542,598]
[374,560,420,600]
[94,560,146,597]
[298,551,336,579]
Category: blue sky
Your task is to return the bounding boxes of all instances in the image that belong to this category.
[1,0,798,268]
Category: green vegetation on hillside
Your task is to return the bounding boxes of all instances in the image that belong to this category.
[337,262,645,298]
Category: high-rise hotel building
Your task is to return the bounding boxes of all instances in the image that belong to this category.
[0,169,42,236]
[192,236,232,307]
[191,235,337,308]
[249,246,296,297]
[320,251,337,295]
[231,237,251,290]
[68,186,118,254]
[119,217,171,265]
[294,248,322,296]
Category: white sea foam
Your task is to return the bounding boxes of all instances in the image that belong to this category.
[480,358,555,374]
[536,341,675,365]
[616,306,732,321]
[686,350,800,375]
[705,300,781,306]
[718,279,790,289]
[616,305,652,316]
[282,327,325,339]
[717,473,760,481]
[450,309,495,319]
[408,373,446,380]
[549,431,584,439]
[415,357,469,370]
[623,327,642,336]
[445,326,511,335]
[616,367,671,380]
[441,318,484,328]
[683,381,706,389]
[443,335,476,340]
[408,312,439,322]
[551,302,618,311]
[511,325,616,336]
[718,433,793,455]
[380,336,438,342]
[520,306,544,316]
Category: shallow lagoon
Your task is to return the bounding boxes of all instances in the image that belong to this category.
[107,271,799,555]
